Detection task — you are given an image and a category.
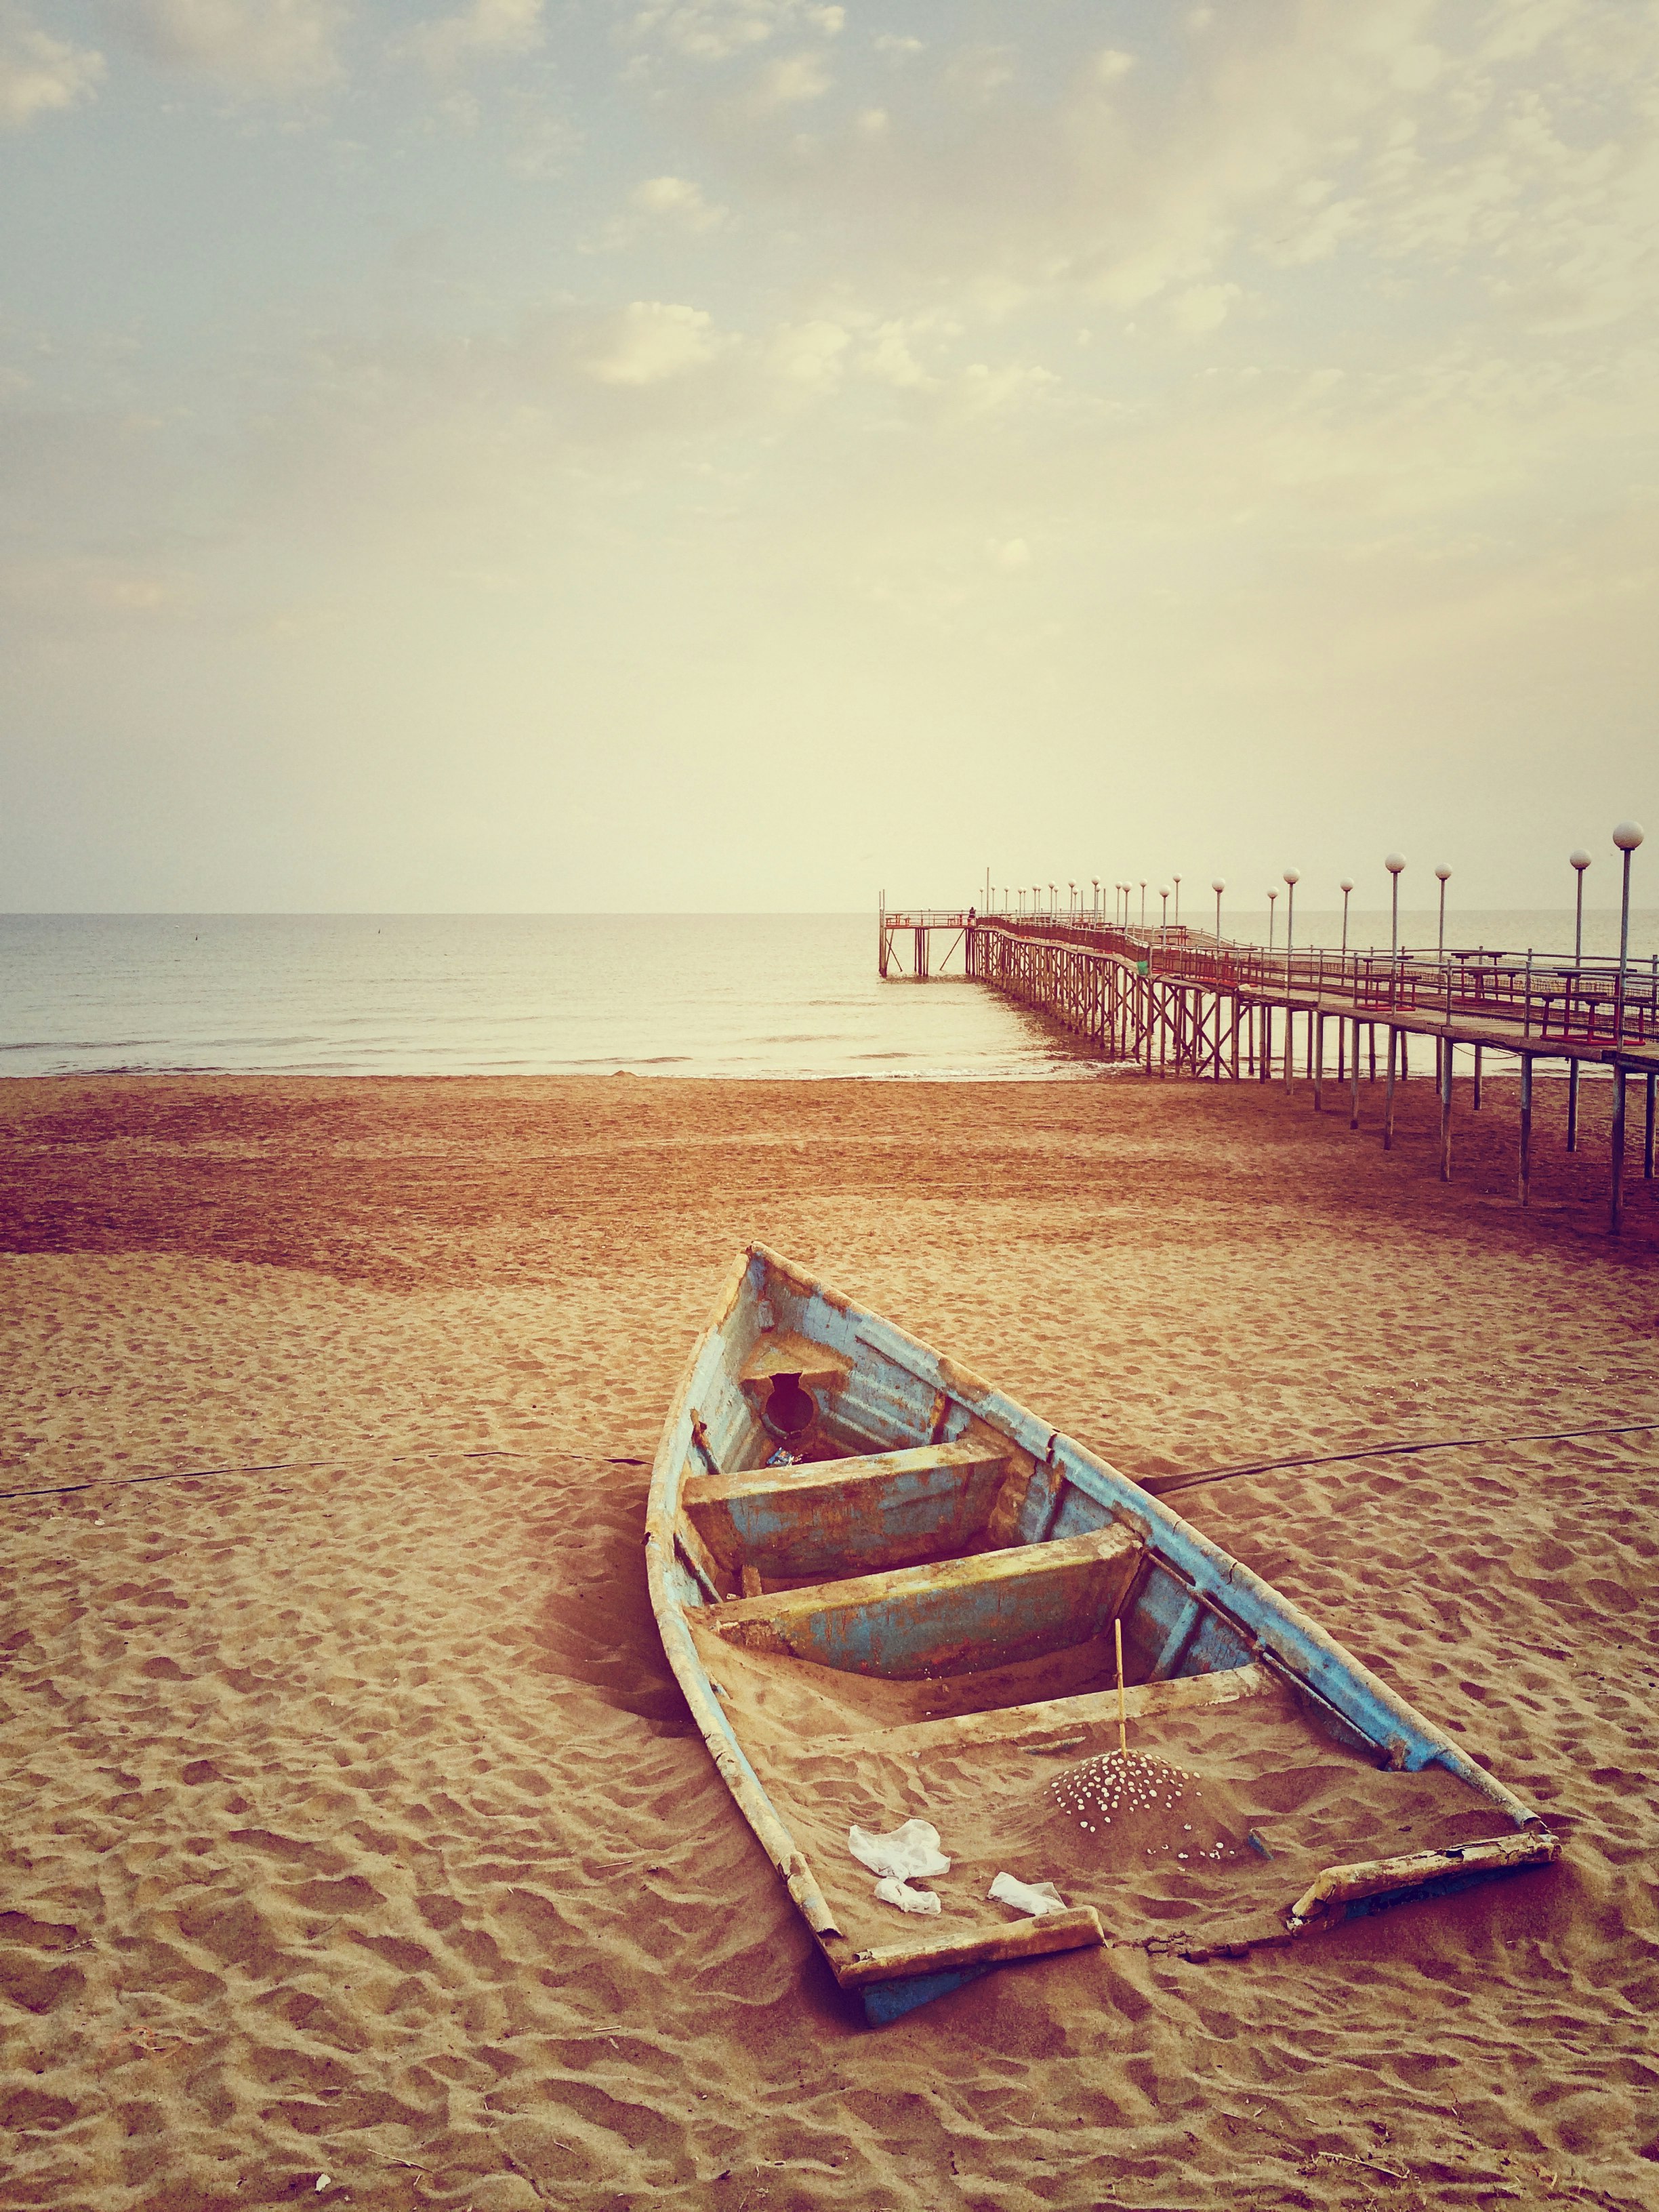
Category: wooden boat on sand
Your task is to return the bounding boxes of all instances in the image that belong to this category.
[646,1246,1557,2023]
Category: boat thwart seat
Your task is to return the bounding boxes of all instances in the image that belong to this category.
[696,1522,1143,1677]
[682,1437,1017,1582]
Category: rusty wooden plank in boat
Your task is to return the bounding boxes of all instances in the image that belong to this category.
[699,1524,1141,1677]
[683,1437,1012,1580]
[837,1906,1107,1988]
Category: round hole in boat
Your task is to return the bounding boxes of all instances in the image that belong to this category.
[762,1372,817,1439]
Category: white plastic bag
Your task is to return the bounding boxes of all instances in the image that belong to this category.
[850,1818,950,1916]
[989,1870,1067,1918]
[848,1819,951,1881]
[873,1875,942,1916]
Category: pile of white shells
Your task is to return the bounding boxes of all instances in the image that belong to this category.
[1048,1748,1236,1863]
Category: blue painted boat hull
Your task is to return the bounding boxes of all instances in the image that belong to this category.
[645,1246,1557,2020]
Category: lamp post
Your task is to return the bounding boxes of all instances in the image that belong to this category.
[1139,881,1147,928]
[1092,877,1099,920]
[1383,853,1406,1142]
[1432,865,1453,1148]
[1212,878,1225,940]
[1267,888,1277,954]
[1282,869,1300,1088]
[1385,853,1406,955]
[1283,868,1299,974]
[1571,849,1591,958]
[1614,822,1644,1046]
[1159,886,1170,933]
[1385,853,1406,1018]
[1567,849,1591,1152]
[1611,820,1645,1235]
[1069,880,1076,919]
[1337,878,1355,1099]
[1172,874,1181,928]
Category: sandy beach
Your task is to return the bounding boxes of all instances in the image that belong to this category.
[2,1070,1656,2211]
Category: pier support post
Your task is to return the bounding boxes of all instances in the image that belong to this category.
[1349,1019,1360,1130]
[1439,1034,1453,1181]
[1473,1044,1482,1111]
[1610,1068,1627,1235]
[1568,1059,1580,1151]
[1646,1071,1656,1181]
[1261,1006,1273,1083]
[1313,1012,1324,1111]
[1519,1055,1533,1207]
[1384,1027,1398,1151]
[1231,996,1241,1081]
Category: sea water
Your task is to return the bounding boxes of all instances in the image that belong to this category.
[2,910,1654,1081]
[0,913,1088,1080]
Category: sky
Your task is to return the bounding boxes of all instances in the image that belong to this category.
[2,0,1656,912]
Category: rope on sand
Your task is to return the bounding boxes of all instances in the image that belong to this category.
[1143,1418,1659,1500]
[0,1446,647,1504]
[2,1422,1652,1507]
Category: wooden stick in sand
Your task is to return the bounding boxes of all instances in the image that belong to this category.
[1115,1617,1128,1758]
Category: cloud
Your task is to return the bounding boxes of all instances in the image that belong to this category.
[578,300,728,385]
[0,554,192,626]
[949,361,1057,417]
[858,320,939,391]
[630,173,729,231]
[943,43,1015,110]
[1169,281,1244,335]
[110,0,342,91]
[0,3,104,125]
[745,49,829,108]
[763,316,848,389]
[630,1,836,65]
[396,0,543,79]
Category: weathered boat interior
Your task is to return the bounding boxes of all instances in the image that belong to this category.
[645,1246,1557,2023]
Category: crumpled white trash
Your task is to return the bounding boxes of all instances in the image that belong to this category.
[989,1870,1067,1917]
[872,1875,942,1916]
[848,1819,950,1881]
[849,1818,950,1916]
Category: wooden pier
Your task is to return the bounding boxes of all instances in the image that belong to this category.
[878,903,1659,1234]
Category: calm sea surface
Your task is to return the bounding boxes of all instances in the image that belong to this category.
[3,910,1655,1081]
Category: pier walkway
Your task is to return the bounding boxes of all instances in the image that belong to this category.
[878,906,1659,1235]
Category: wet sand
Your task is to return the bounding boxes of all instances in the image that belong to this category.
[1,1071,1656,2210]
